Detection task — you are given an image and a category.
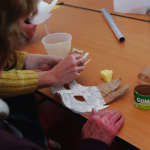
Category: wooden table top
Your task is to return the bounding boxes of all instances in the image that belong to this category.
[24,5,150,150]
[63,0,150,22]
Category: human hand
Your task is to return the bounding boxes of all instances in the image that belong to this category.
[81,109,124,146]
[49,54,85,86]
[37,54,85,89]
[24,54,62,71]
[20,19,36,42]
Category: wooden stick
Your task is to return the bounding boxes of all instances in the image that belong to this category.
[84,59,91,65]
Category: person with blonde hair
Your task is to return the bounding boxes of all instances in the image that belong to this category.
[0,0,124,150]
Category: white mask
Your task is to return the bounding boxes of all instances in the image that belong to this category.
[51,80,109,114]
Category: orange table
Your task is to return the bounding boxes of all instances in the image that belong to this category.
[24,5,150,150]
[63,0,150,21]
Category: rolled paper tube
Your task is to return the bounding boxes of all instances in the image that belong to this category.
[83,53,89,59]
[44,21,50,35]
[101,8,125,43]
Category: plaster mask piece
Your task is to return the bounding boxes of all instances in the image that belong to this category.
[30,0,58,25]
[51,80,109,114]
[51,79,131,114]
[72,48,83,56]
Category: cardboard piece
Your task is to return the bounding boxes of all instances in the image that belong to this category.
[96,78,122,97]
[138,65,150,85]
[96,79,131,104]
[103,84,131,104]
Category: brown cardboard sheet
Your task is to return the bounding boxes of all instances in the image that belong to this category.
[138,65,150,85]
[96,79,131,104]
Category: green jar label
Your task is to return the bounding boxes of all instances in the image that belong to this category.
[134,91,150,110]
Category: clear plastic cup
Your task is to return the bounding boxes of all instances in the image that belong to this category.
[42,33,72,58]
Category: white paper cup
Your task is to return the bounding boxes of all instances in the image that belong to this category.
[42,33,72,58]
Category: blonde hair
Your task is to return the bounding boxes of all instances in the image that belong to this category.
[0,0,38,70]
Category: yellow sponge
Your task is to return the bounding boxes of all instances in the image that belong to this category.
[100,69,113,82]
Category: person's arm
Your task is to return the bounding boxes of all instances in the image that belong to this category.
[23,53,62,71]
[79,109,124,150]
[0,51,39,98]
[0,69,38,98]
[23,52,85,88]
[36,54,85,88]
[0,51,85,97]
[7,50,27,70]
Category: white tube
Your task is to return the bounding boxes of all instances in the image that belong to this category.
[101,8,125,43]
[44,21,50,35]
[83,53,89,59]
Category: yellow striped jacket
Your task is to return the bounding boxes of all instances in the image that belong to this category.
[0,51,38,98]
